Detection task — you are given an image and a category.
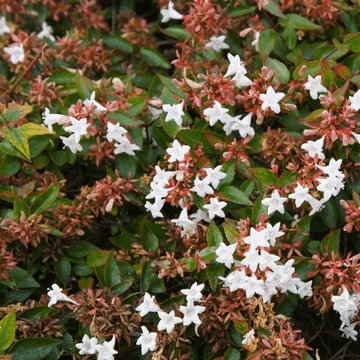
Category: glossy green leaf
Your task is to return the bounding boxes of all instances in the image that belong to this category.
[320,199,337,229]
[220,186,253,206]
[263,0,287,19]
[207,220,223,247]
[158,74,187,99]
[275,171,297,188]
[49,70,76,84]
[76,72,94,100]
[66,241,99,257]
[54,255,71,285]
[280,13,321,30]
[251,168,277,186]
[111,279,133,295]
[0,310,16,351]
[0,156,21,177]
[141,218,159,254]
[102,33,133,53]
[30,183,60,215]
[139,47,171,69]
[7,128,30,160]
[199,246,217,261]
[105,250,121,288]
[226,322,244,347]
[148,273,166,293]
[10,267,40,288]
[2,104,33,122]
[321,228,341,256]
[223,348,240,360]
[110,111,144,127]
[259,29,276,57]
[116,153,136,179]
[140,260,152,293]
[207,260,225,291]
[265,57,290,83]
[163,25,191,41]
[86,250,110,267]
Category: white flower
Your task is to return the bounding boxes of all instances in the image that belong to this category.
[259,86,285,114]
[161,0,183,22]
[251,31,260,52]
[146,182,170,201]
[243,228,269,250]
[243,329,256,345]
[75,334,98,355]
[316,158,343,179]
[145,199,165,218]
[340,323,358,341]
[308,196,326,216]
[205,35,229,52]
[232,69,253,87]
[215,242,237,269]
[93,335,118,360]
[190,175,214,197]
[42,107,71,133]
[288,182,312,208]
[190,208,210,223]
[171,208,194,229]
[224,54,244,78]
[0,16,11,36]
[162,101,185,126]
[153,165,175,185]
[263,222,284,246]
[60,134,83,154]
[106,122,127,142]
[203,197,227,219]
[180,302,206,326]
[316,175,344,201]
[304,75,327,100]
[181,282,205,302]
[136,326,157,355]
[301,136,325,159]
[261,190,287,215]
[37,21,55,42]
[231,113,254,138]
[83,91,107,111]
[166,139,190,163]
[64,117,90,141]
[349,89,360,111]
[297,280,313,299]
[4,43,25,64]
[114,136,140,155]
[157,310,182,333]
[203,165,227,189]
[203,101,229,126]
[135,292,161,317]
[47,284,79,307]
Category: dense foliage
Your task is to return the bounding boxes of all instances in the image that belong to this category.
[1,0,360,359]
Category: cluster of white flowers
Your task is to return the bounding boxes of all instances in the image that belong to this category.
[332,286,360,341]
[135,285,205,355]
[106,121,140,156]
[217,224,313,303]
[76,334,118,360]
[262,137,345,216]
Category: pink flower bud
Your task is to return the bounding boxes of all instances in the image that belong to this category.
[303,129,317,136]
[298,65,307,76]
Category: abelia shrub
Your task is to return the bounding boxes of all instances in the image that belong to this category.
[1,0,360,359]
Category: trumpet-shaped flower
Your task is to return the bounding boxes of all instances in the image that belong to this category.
[136,326,157,355]
[349,89,360,111]
[135,292,160,317]
[162,101,185,126]
[153,165,175,185]
[203,101,229,126]
[203,197,227,219]
[157,310,182,333]
[106,122,127,142]
[259,86,285,114]
[83,91,107,111]
[301,136,325,159]
[161,0,183,22]
[215,242,237,268]
[261,190,287,215]
[288,182,312,208]
[180,302,206,326]
[205,35,229,52]
[42,107,72,133]
[0,16,11,36]
[171,208,194,229]
[64,117,90,141]
[114,136,140,155]
[190,176,214,197]
[47,284,79,307]
[93,335,118,360]
[4,43,25,64]
[60,134,83,154]
[144,199,165,218]
[37,21,55,41]
[304,75,327,100]
[224,54,244,77]
[75,334,98,355]
[231,113,254,138]
[251,31,260,52]
[181,282,204,302]
[166,140,190,162]
[263,222,284,246]
[203,165,227,189]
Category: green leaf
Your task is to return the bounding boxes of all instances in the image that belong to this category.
[116,153,136,179]
[259,29,276,57]
[110,111,144,127]
[127,96,148,116]
[275,171,297,188]
[265,57,290,83]
[207,220,223,246]
[218,159,236,188]
[295,258,316,281]
[73,263,94,277]
[2,104,33,122]
[65,241,99,257]
[140,260,152,293]
[163,25,191,41]
[49,70,76,84]
[251,168,277,186]
[320,58,335,87]
[139,47,171,69]
[105,250,121,288]
[321,229,341,256]
[14,196,31,220]
[263,0,287,19]
[148,273,166,293]
[10,267,40,288]
[7,128,30,160]
[320,199,337,229]
[161,112,179,139]
[158,74,187,99]
[141,219,159,254]
[341,11,359,34]
[279,13,321,30]
[111,279,133,295]
[0,156,21,177]
[344,33,360,53]
[275,292,298,317]
[283,28,297,50]
[207,260,225,291]
[226,322,244,347]
[20,306,52,323]
[102,33,133,53]
[76,72,94,100]
[49,150,67,166]
[54,255,71,285]
[30,183,60,215]
[0,310,16,351]
[227,5,257,17]
[222,222,239,245]
[9,338,62,360]
[110,233,139,250]
[199,246,217,261]
[251,192,268,223]
[86,250,110,267]
[221,186,253,206]
[223,348,240,360]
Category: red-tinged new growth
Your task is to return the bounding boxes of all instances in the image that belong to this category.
[341,190,360,233]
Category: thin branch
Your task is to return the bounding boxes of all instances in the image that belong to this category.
[325,32,360,60]
[328,339,353,360]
